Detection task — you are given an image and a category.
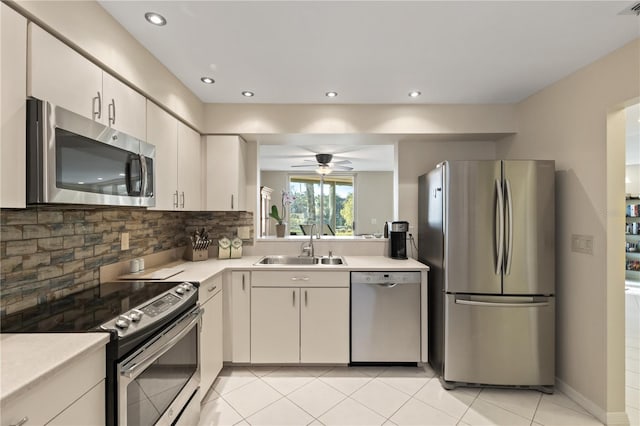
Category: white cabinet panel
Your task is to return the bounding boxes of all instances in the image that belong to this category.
[200,275,223,399]
[147,101,202,211]
[177,122,202,211]
[251,287,300,363]
[1,4,27,208]
[1,347,105,426]
[300,287,350,364]
[205,135,247,211]
[230,271,251,362]
[29,24,146,139]
[28,24,102,122]
[102,72,146,140]
[47,381,105,426]
[147,101,178,210]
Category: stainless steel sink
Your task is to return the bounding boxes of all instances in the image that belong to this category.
[255,255,345,265]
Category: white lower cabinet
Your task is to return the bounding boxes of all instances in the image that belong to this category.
[47,381,105,426]
[250,275,350,364]
[199,274,223,399]
[222,271,251,363]
[1,347,105,426]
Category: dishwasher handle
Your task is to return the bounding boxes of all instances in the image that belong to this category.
[376,282,398,288]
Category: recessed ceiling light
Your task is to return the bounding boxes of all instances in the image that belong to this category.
[97,177,103,181]
[145,12,166,26]
[119,173,126,177]
[242,91,255,97]
[408,91,422,98]
[78,182,84,185]
[325,91,338,98]
[201,77,215,84]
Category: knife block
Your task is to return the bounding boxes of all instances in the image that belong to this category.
[184,245,209,261]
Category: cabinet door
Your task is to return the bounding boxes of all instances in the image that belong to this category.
[28,24,103,122]
[102,72,146,140]
[200,283,223,399]
[147,101,178,210]
[205,135,246,211]
[46,380,105,426]
[251,287,300,363]
[1,4,26,208]
[230,271,251,362]
[177,123,202,211]
[300,287,350,364]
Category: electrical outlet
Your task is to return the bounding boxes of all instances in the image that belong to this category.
[571,234,594,255]
[237,226,250,239]
[121,232,129,250]
[371,218,377,225]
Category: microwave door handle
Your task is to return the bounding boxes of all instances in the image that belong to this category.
[125,159,132,195]
[139,154,148,196]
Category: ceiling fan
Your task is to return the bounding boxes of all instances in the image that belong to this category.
[291,153,353,175]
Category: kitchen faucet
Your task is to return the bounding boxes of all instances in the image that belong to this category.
[300,223,317,257]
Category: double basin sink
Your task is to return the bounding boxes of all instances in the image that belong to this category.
[255,255,346,266]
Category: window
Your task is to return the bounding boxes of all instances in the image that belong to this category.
[288,174,354,236]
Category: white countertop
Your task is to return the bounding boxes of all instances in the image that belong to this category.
[0,333,109,405]
[142,255,429,283]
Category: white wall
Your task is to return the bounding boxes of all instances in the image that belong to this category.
[627,164,640,196]
[355,172,393,235]
[496,39,640,422]
[260,171,288,236]
[397,140,498,243]
[10,0,204,130]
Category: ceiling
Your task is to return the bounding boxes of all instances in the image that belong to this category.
[99,1,639,105]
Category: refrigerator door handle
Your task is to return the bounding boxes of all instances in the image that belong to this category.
[455,299,549,308]
[495,179,504,275]
[505,178,513,275]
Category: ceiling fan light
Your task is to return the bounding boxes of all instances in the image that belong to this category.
[316,165,332,175]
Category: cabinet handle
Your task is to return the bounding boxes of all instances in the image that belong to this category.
[180,191,185,208]
[92,92,101,119]
[208,285,217,292]
[292,290,296,306]
[108,98,116,125]
[290,276,310,281]
[231,194,234,209]
[10,417,28,426]
[305,290,308,306]
[242,274,245,290]
[173,191,179,208]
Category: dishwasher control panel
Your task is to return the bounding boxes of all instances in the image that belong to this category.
[350,271,421,284]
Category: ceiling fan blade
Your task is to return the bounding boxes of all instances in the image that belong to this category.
[291,164,316,168]
[333,165,354,171]
[332,159,352,165]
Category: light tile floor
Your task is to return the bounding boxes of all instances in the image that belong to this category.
[199,364,605,426]
[626,285,640,426]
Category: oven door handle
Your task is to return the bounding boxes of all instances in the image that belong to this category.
[121,307,202,380]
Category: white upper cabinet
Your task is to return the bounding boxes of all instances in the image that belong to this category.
[177,122,202,211]
[102,72,146,140]
[28,24,145,140]
[205,135,247,211]
[147,101,202,211]
[1,4,27,208]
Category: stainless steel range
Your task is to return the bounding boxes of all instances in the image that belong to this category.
[1,281,202,426]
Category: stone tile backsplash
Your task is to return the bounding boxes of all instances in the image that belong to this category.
[0,207,253,315]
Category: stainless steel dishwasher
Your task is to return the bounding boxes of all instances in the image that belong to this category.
[351,271,422,364]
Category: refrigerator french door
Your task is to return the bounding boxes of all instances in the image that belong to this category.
[419,160,555,390]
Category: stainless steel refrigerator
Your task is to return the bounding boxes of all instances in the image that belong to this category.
[418,160,555,392]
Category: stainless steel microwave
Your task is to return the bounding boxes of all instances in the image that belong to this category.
[27,98,155,207]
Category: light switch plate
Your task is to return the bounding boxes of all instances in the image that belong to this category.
[237,226,250,239]
[571,234,594,255]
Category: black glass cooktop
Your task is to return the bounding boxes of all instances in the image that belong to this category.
[0,281,183,333]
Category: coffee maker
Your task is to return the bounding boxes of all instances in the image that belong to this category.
[384,221,409,259]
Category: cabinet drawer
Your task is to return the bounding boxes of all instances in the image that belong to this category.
[199,274,223,304]
[251,271,348,287]
[1,347,105,426]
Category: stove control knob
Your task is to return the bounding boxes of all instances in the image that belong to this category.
[175,287,185,295]
[129,311,143,322]
[181,283,192,291]
[115,317,130,329]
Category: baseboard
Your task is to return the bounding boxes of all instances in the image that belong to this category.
[555,378,630,425]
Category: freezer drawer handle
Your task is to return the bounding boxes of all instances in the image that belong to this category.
[456,299,549,308]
